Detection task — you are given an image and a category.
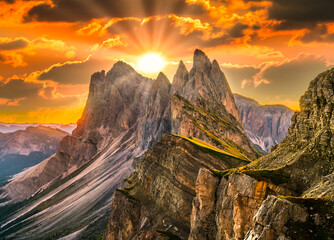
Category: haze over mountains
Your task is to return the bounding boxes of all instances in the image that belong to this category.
[0,50,333,240]
[0,123,76,134]
[0,126,68,186]
[234,94,294,152]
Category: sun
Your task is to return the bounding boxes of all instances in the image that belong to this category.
[137,53,166,73]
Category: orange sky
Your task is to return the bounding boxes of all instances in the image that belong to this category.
[0,0,334,123]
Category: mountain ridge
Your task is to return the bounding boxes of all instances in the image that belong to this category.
[0,49,257,239]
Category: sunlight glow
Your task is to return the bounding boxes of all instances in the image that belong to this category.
[137,53,166,73]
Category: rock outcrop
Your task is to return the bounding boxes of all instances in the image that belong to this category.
[234,94,294,153]
[0,62,170,239]
[105,67,334,240]
[171,50,259,160]
[104,50,260,239]
[251,68,334,193]
[104,134,251,239]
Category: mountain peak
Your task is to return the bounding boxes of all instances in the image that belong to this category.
[111,60,135,72]
[193,49,211,73]
[171,60,189,94]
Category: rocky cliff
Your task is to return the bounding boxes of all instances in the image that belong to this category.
[0,62,170,239]
[234,94,294,152]
[0,49,259,239]
[105,67,334,239]
[171,50,258,160]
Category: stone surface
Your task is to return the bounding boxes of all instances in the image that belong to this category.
[0,62,171,239]
[104,134,250,240]
[171,50,259,160]
[234,94,294,152]
[188,168,219,240]
[252,68,334,193]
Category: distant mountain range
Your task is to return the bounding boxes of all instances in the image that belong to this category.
[0,123,76,134]
[234,94,294,152]
[0,126,68,186]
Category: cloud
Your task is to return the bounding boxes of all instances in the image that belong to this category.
[0,37,29,50]
[226,53,333,109]
[0,78,41,99]
[0,52,27,67]
[23,0,207,22]
[37,56,112,84]
[268,0,334,30]
[290,24,334,44]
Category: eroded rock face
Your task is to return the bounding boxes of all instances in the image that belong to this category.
[0,62,172,239]
[171,50,259,160]
[234,94,294,153]
[104,134,250,240]
[254,68,334,193]
[189,168,219,240]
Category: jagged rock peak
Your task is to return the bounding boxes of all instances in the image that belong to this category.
[193,49,211,73]
[110,60,135,72]
[156,72,170,87]
[171,60,189,94]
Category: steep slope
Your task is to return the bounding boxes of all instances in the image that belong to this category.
[234,94,294,152]
[250,68,334,193]
[106,67,334,240]
[104,50,260,239]
[0,62,171,239]
[0,126,68,186]
[171,50,259,160]
[105,134,251,240]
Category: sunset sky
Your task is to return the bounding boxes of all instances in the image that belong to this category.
[0,0,333,123]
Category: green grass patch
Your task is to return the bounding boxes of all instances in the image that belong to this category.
[210,168,237,178]
[173,134,250,163]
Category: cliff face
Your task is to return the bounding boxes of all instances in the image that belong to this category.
[171,50,259,160]
[234,94,294,152]
[105,67,334,240]
[0,62,171,239]
[105,134,251,240]
[104,50,261,239]
[252,68,334,193]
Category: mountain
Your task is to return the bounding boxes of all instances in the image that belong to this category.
[0,50,257,239]
[105,68,334,239]
[0,126,68,186]
[0,123,76,134]
[233,94,294,152]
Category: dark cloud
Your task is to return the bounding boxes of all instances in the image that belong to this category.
[0,0,15,3]
[268,0,334,29]
[0,38,29,51]
[0,79,41,99]
[228,23,248,38]
[23,0,206,22]
[38,57,111,84]
[296,25,334,43]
